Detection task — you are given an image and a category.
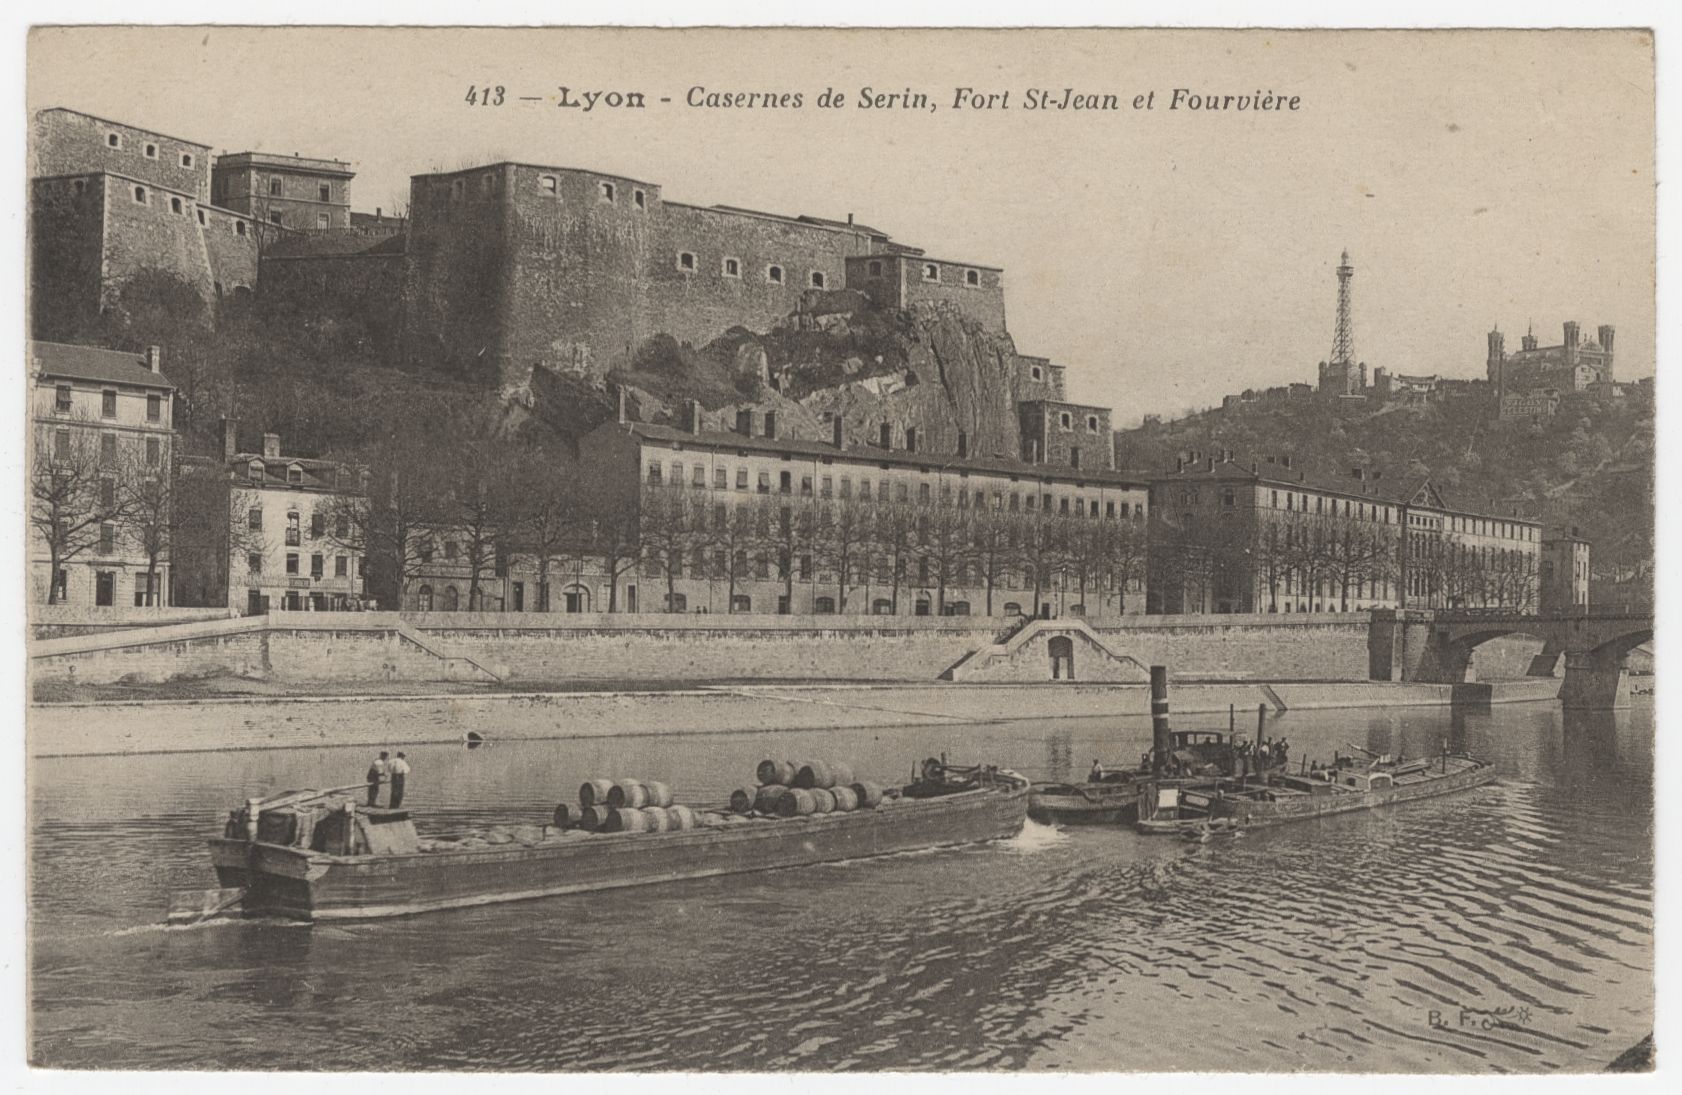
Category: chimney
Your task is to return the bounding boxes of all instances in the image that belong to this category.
[375,207,382,218]
[145,345,162,373]
[764,410,777,440]
[616,385,627,425]
[221,417,238,459]
[686,399,702,434]
[847,213,854,225]
[262,432,281,459]
[832,415,844,449]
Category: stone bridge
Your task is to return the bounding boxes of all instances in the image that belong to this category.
[1369,608,1653,709]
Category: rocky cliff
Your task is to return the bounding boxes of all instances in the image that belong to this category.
[527,291,1041,460]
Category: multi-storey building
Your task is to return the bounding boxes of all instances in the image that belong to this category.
[565,407,1151,619]
[1148,450,1541,614]
[174,428,366,614]
[1540,529,1592,614]
[29,108,258,325]
[399,161,1011,387]
[28,340,176,606]
[211,151,355,231]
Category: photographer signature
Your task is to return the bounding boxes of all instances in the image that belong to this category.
[1428,1005,1534,1031]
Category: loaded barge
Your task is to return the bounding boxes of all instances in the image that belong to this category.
[193,758,1027,922]
[1029,666,1496,835]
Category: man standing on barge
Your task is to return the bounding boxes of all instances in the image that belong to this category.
[390,752,411,808]
[367,751,389,806]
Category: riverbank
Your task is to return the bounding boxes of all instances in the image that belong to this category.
[27,678,1563,758]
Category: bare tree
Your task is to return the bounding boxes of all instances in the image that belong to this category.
[815,495,874,613]
[874,501,919,614]
[507,448,580,612]
[30,421,128,604]
[916,500,973,615]
[970,507,1014,616]
[640,484,699,611]
[1100,515,1150,615]
[118,453,172,606]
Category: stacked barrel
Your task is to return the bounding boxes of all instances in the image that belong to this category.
[737,758,886,819]
[572,777,704,834]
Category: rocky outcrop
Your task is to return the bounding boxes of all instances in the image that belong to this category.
[527,292,1040,459]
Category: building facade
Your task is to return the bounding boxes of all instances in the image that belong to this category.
[211,151,355,231]
[174,429,366,614]
[568,414,1151,619]
[399,161,1010,386]
[29,108,259,326]
[28,341,176,606]
[1147,451,1541,615]
[1488,321,1615,395]
[1540,530,1592,614]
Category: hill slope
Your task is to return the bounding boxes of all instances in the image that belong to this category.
[1115,392,1654,588]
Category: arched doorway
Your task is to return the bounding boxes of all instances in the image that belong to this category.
[563,584,590,613]
[442,586,460,611]
[416,585,433,611]
[1048,635,1075,681]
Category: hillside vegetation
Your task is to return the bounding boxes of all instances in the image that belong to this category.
[1115,392,1654,588]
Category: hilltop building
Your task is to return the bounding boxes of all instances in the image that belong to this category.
[1488,321,1615,396]
[29,108,261,325]
[210,151,355,231]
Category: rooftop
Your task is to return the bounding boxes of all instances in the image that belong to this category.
[30,340,174,390]
[36,107,211,151]
[615,421,1149,490]
[215,150,354,177]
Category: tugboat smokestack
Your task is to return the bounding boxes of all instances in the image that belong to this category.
[1151,666,1171,771]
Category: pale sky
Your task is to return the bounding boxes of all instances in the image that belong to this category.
[28,27,1655,423]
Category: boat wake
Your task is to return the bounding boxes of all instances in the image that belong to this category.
[1001,818,1069,853]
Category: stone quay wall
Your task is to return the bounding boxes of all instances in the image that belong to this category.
[26,610,1546,688]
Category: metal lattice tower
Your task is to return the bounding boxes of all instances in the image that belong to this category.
[1329,249,1355,367]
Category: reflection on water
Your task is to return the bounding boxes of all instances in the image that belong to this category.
[29,698,1653,1072]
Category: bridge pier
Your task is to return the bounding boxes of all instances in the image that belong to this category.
[1559,649,1632,711]
[1527,640,1563,678]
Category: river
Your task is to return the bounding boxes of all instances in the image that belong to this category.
[28,697,1653,1072]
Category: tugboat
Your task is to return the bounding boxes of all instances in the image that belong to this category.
[1028,667,1273,826]
[180,756,1028,923]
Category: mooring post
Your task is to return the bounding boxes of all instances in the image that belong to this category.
[1151,665,1171,772]
[1257,703,1267,742]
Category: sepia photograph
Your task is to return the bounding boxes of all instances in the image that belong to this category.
[17,21,1659,1075]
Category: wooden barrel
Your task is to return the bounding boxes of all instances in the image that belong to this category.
[775,788,817,817]
[579,779,615,808]
[830,785,859,812]
[579,804,614,832]
[606,807,649,834]
[552,803,572,829]
[755,784,789,814]
[794,761,835,790]
[852,781,885,809]
[729,788,757,814]
[667,805,696,831]
[607,779,647,809]
[810,788,837,814]
[757,759,797,786]
[829,762,856,787]
[641,806,671,833]
[643,781,674,808]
